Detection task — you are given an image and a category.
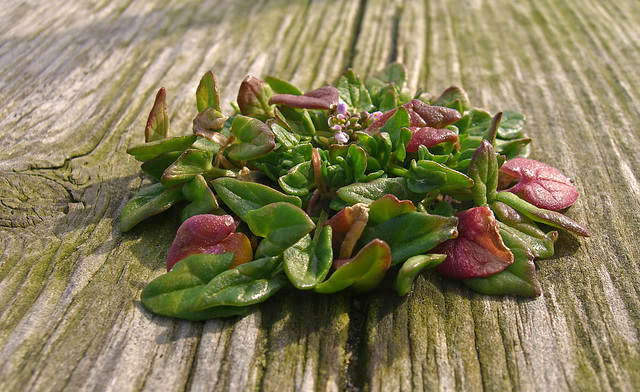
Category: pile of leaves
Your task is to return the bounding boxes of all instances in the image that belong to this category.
[121,63,590,320]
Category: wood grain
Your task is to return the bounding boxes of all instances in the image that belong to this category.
[1,0,639,391]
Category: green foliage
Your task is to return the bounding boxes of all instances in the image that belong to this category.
[122,63,589,320]
[212,177,302,221]
[227,115,276,160]
[360,211,458,266]
[192,256,287,311]
[120,183,183,232]
[246,202,316,258]
[283,226,333,289]
[462,228,541,297]
[140,253,251,320]
[393,254,446,295]
[314,239,391,293]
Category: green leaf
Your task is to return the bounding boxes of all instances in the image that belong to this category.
[491,201,557,258]
[127,135,197,162]
[468,139,499,206]
[283,226,333,289]
[495,191,590,237]
[181,174,219,221]
[378,86,399,112]
[336,68,375,112]
[497,110,526,139]
[462,228,542,297]
[193,108,228,139]
[275,106,316,136]
[196,71,222,112]
[433,86,471,112]
[368,194,416,224]
[483,112,503,144]
[192,256,287,311]
[464,108,493,136]
[161,148,215,187]
[314,239,391,293]
[326,144,368,184]
[335,177,426,208]
[120,183,183,232]
[279,161,316,196]
[212,177,302,221]
[237,76,275,118]
[390,127,412,163]
[145,87,170,142]
[410,160,474,192]
[393,254,446,295]
[269,120,300,149]
[365,62,407,104]
[140,151,182,181]
[227,115,276,161]
[140,253,250,320]
[360,211,458,265]
[246,202,316,257]
[495,137,532,160]
[406,160,447,193]
[356,131,392,170]
[265,76,303,95]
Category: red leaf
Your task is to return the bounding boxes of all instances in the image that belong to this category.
[365,99,461,133]
[499,158,579,211]
[435,207,514,279]
[406,126,459,153]
[268,86,340,110]
[166,215,253,271]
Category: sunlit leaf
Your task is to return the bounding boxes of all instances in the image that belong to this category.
[141,253,253,320]
[462,228,541,297]
[393,254,446,295]
[468,139,499,206]
[227,115,276,161]
[145,87,169,142]
[212,177,302,222]
[499,157,579,211]
[434,207,514,279]
[314,239,391,293]
[196,71,222,112]
[237,76,275,118]
[360,211,458,265]
[246,202,316,257]
[283,226,333,289]
[192,256,287,311]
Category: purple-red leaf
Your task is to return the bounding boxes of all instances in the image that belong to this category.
[145,87,169,142]
[268,86,340,110]
[406,126,459,153]
[435,207,514,279]
[237,76,275,118]
[499,158,579,211]
[166,214,253,271]
[365,99,462,134]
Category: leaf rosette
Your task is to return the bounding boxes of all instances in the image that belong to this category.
[122,63,589,320]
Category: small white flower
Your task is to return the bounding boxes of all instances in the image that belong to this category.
[334,131,349,144]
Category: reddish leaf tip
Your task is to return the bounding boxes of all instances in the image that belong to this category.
[435,207,514,279]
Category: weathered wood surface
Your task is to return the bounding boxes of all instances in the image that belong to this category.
[1,0,639,390]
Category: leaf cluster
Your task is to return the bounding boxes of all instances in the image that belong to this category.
[123,64,589,320]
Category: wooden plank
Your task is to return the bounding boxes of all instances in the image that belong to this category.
[0,0,639,391]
